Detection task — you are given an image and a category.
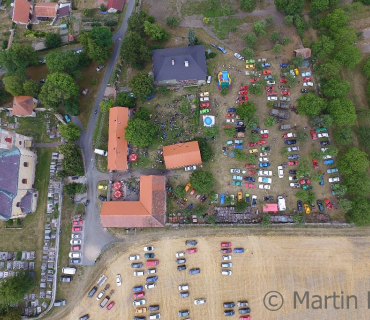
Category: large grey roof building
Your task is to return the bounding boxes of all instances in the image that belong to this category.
[152,45,207,86]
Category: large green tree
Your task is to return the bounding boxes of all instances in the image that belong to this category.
[343,173,370,197]
[362,58,370,79]
[80,26,112,64]
[125,119,157,147]
[127,11,148,35]
[346,197,370,226]
[296,93,326,117]
[58,123,81,141]
[23,80,40,97]
[0,273,34,305]
[332,27,357,46]
[316,60,341,78]
[129,72,154,101]
[189,170,215,194]
[320,8,349,32]
[327,98,356,126]
[321,77,351,99]
[58,143,84,176]
[193,137,211,162]
[333,126,353,146]
[0,308,22,320]
[143,21,169,42]
[334,45,362,69]
[45,51,90,77]
[115,92,136,108]
[274,0,304,15]
[3,76,24,96]
[39,73,79,114]
[120,32,151,69]
[338,147,369,175]
[311,35,335,60]
[310,0,329,13]
[236,101,256,120]
[45,32,62,49]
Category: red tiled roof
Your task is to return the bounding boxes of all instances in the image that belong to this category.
[12,0,31,24]
[163,141,202,169]
[262,203,278,213]
[12,96,35,116]
[107,0,125,11]
[100,175,166,228]
[34,3,58,18]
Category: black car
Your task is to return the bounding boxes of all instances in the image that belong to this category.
[317,200,325,211]
[263,146,271,151]
[263,196,274,201]
[223,302,235,308]
[88,286,97,298]
[289,170,297,175]
[288,154,300,160]
[149,305,160,312]
[134,317,146,320]
[285,139,297,145]
[239,308,251,314]
[84,199,90,207]
[185,240,197,246]
[177,265,186,271]
[72,176,79,180]
[200,195,207,203]
[98,195,107,201]
[301,89,308,93]
[180,291,189,298]
[320,141,330,146]
[251,198,257,207]
[297,200,303,213]
[131,263,143,268]
[79,315,90,320]
[70,258,81,264]
[60,275,72,282]
[224,310,235,316]
[205,136,216,141]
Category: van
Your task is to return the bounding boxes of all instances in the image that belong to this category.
[146,260,159,267]
[277,195,286,211]
[100,296,110,308]
[62,267,76,275]
[88,286,98,298]
[54,300,66,306]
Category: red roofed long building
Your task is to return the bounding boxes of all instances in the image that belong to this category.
[100,175,166,228]
[107,0,125,13]
[163,141,202,169]
[12,0,32,25]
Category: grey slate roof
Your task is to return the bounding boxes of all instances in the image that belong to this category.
[20,191,33,214]
[152,45,207,82]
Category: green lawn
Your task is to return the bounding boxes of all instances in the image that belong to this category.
[92,108,109,172]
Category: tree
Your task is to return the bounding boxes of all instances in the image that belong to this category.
[193,137,211,162]
[297,93,326,117]
[323,145,338,157]
[327,98,356,126]
[320,8,349,32]
[343,173,370,196]
[249,133,259,143]
[332,184,347,197]
[339,198,352,213]
[58,143,84,176]
[189,170,215,194]
[244,33,257,46]
[0,86,8,104]
[236,101,256,120]
[46,51,90,77]
[115,92,136,108]
[334,126,353,145]
[188,29,197,46]
[246,154,256,164]
[224,126,236,137]
[0,273,34,305]
[253,20,266,36]
[311,36,335,60]
[45,32,61,49]
[297,158,311,177]
[310,114,333,128]
[274,0,304,15]
[332,27,358,46]
[194,205,207,217]
[240,0,256,11]
[204,125,219,139]
[295,190,315,203]
[234,149,245,161]
[100,3,107,11]
[285,73,298,87]
[166,16,179,27]
[264,117,275,127]
[273,44,282,53]
[23,80,40,97]
[58,123,81,141]
[310,0,328,13]
[39,73,79,114]
[63,183,85,195]
[245,116,259,130]
[334,45,362,69]
[127,11,148,35]
[3,76,24,96]
[129,72,154,101]
[281,37,292,46]
[316,60,341,78]
[125,119,157,147]
[0,308,22,320]
[322,77,351,99]
[144,21,169,41]
[121,32,151,69]
[296,130,308,142]
[346,197,370,226]
[290,55,304,67]
[284,15,294,26]
[174,185,185,198]
[338,148,369,175]
[270,31,280,42]
[80,27,113,64]
[357,126,370,150]
[241,47,254,60]
[310,149,322,160]
[235,200,247,212]
[133,108,151,121]
[362,58,370,79]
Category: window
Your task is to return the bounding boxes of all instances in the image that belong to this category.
[22,179,27,184]
[23,162,28,167]
[16,202,20,207]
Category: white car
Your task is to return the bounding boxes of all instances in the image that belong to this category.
[288,146,299,152]
[226,119,235,123]
[184,165,197,171]
[96,65,105,72]
[221,262,233,268]
[267,96,278,101]
[200,97,210,102]
[144,246,154,251]
[266,80,275,85]
[234,52,243,60]
[230,168,241,173]
[318,133,329,138]
[194,298,206,305]
[290,182,300,188]
[278,166,284,178]
[200,92,209,97]
[74,49,83,54]
[303,81,314,87]
[129,254,140,260]
[149,314,161,320]
[116,274,122,286]
[68,252,81,258]
[70,239,82,245]
[207,76,212,84]
[71,233,82,239]
[258,170,272,176]
[222,255,231,261]
[328,177,340,182]
[179,284,189,291]
[260,152,268,157]
[145,283,156,289]
[175,251,185,257]
[133,299,146,306]
[260,129,269,134]
[221,270,232,276]
[96,290,105,300]
[148,268,156,274]
[259,157,269,162]
[323,155,332,159]
[259,184,271,189]
[134,271,145,276]
[284,133,296,138]
[321,148,328,152]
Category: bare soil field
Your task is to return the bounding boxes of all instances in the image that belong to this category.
[53,231,370,320]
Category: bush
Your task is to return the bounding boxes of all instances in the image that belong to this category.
[100,4,107,11]
[234,149,245,161]
[16,218,21,226]
[281,36,292,46]
[284,15,294,26]
[235,200,247,212]
[273,44,282,53]
[6,220,13,227]
[166,16,180,28]
[84,9,94,16]
[221,87,229,95]
[2,40,8,50]
[105,20,118,26]
[264,117,275,127]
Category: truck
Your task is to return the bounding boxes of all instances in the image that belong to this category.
[273,102,290,110]
[269,109,290,119]
[280,124,292,131]
[62,267,77,275]
[94,149,108,156]
[277,196,286,211]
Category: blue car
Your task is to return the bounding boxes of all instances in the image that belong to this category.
[233,248,244,253]
[189,268,200,275]
[220,193,225,205]
[323,159,334,165]
[145,94,156,100]
[319,175,324,186]
[262,62,271,68]
[144,253,155,258]
[297,200,303,213]
[234,145,243,149]
[146,276,158,283]
[285,140,297,145]
[280,63,288,68]
[217,46,227,54]
[64,114,71,123]
[227,108,236,112]
[244,177,255,182]
[133,285,143,292]
[259,162,271,168]
[327,168,338,174]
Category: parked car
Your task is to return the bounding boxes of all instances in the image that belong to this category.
[144,253,155,259]
[178,310,190,317]
[327,168,338,174]
[189,268,200,275]
[129,254,140,260]
[285,140,297,145]
[317,200,325,211]
[297,200,303,213]
[133,286,143,293]
[221,262,233,268]
[194,298,206,305]
[224,310,235,316]
[133,299,146,306]
[217,46,227,53]
[144,246,154,251]
[131,263,143,268]
[239,308,251,314]
[223,302,235,308]
[323,159,334,165]
[116,274,122,286]
[328,177,340,183]
[96,65,105,72]
[222,255,232,260]
[221,270,232,276]
[234,248,244,253]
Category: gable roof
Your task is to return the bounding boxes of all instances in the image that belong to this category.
[107,107,129,171]
[58,4,71,18]
[34,2,58,18]
[100,175,166,228]
[12,96,35,116]
[12,0,32,24]
[152,45,207,82]
[294,48,311,59]
[107,0,125,11]
[163,141,202,169]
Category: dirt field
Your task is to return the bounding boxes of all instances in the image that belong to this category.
[54,230,370,320]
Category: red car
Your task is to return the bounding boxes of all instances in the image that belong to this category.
[221,248,232,254]
[244,183,255,188]
[239,85,248,90]
[187,248,198,254]
[251,78,260,83]
[106,301,115,311]
[248,170,256,175]
[279,78,287,83]
[325,198,333,210]
[238,90,248,95]
[310,130,317,140]
[133,291,145,299]
[73,220,83,225]
[245,164,256,168]
[190,189,195,196]
[312,159,318,169]
[303,77,312,82]
[70,245,81,251]
[200,102,209,108]
[248,142,257,147]
[300,179,310,185]
[265,86,274,91]
[281,91,291,96]
[260,134,268,138]
[288,161,298,166]
[263,70,272,75]
[226,113,234,118]
[221,242,232,247]
[267,91,277,96]
[72,227,82,232]
[257,140,267,145]
[239,317,251,320]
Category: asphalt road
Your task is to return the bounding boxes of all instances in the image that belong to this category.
[73,0,136,266]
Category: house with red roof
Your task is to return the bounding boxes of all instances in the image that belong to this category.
[34,2,58,22]
[12,0,33,26]
[11,96,38,117]
[107,0,125,13]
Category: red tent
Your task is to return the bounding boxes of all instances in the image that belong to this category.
[129,153,138,162]
[113,190,123,199]
[113,181,122,190]
[262,203,278,213]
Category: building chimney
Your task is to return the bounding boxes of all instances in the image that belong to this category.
[171,59,175,65]
[184,61,189,67]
